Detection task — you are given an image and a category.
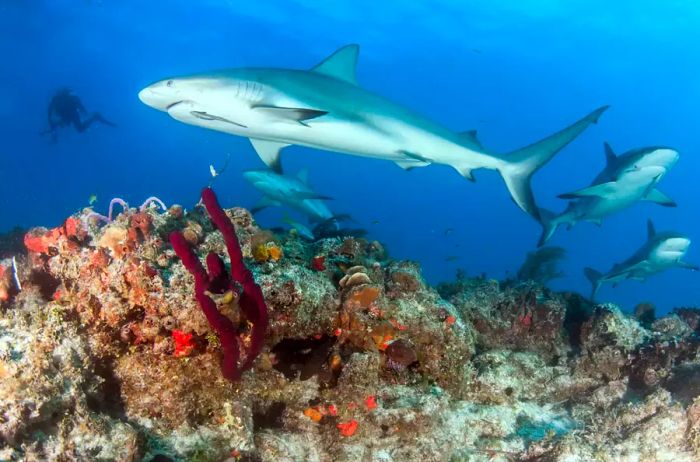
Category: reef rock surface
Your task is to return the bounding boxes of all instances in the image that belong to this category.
[0,198,698,462]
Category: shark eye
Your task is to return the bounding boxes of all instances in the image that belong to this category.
[166,80,173,87]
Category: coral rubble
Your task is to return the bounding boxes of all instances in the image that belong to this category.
[0,192,698,461]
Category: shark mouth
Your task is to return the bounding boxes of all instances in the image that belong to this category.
[166,100,184,111]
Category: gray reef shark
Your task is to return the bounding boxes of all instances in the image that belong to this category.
[584,219,697,300]
[138,44,608,220]
[243,168,334,223]
[538,143,678,246]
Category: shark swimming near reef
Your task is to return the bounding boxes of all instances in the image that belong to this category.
[243,168,334,223]
[538,143,678,246]
[584,219,697,300]
[138,44,608,220]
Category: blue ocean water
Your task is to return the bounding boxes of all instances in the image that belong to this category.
[1,1,698,314]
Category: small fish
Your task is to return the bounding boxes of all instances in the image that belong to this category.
[88,194,98,205]
[444,228,454,236]
[444,256,459,262]
[208,153,232,185]
[371,220,380,225]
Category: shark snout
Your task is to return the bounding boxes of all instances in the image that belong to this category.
[662,237,691,253]
[650,148,680,169]
[138,79,180,112]
[242,170,268,183]
[655,237,692,262]
[634,147,680,171]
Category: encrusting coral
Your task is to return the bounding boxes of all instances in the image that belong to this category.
[0,188,698,461]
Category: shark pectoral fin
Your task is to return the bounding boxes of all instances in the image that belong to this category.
[643,188,677,207]
[311,44,359,85]
[558,182,618,199]
[290,190,334,201]
[678,261,700,271]
[252,105,328,126]
[251,196,282,214]
[249,138,290,173]
[459,129,484,150]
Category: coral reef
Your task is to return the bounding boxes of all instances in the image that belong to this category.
[0,191,698,461]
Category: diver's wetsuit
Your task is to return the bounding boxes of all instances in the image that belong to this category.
[43,89,115,140]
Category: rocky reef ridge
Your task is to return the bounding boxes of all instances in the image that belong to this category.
[1,193,699,461]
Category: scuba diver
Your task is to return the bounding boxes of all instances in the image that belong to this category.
[42,88,116,141]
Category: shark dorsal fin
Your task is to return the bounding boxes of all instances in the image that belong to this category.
[297,168,309,184]
[311,44,359,85]
[459,130,484,150]
[647,219,656,239]
[604,142,616,165]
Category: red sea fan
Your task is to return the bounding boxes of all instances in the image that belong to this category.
[169,187,268,381]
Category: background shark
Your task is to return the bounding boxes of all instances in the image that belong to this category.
[538,143,678,246]
[243,168,334,223]
[584,219,697,300]
[138,44,608,220]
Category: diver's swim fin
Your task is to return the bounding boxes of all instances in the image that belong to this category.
[94,112,117,127]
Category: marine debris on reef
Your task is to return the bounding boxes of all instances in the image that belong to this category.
[1,192,700,461]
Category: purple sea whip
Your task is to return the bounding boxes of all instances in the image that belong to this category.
[169,187,268,381]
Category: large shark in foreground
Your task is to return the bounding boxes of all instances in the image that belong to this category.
[538,143,679,246]
[243,168,334,223]
[584,220,697,300]
[138,44,608,220]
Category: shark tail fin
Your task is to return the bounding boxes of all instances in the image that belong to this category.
[537,208,560,247]
[497,106,609,221]
[584,267,603,300]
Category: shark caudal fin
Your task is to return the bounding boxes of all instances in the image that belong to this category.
[497,106,609,221]
[584,267,603,300]
[537,208,561,247]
